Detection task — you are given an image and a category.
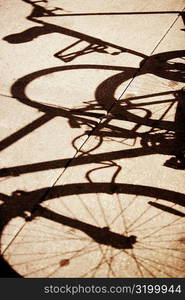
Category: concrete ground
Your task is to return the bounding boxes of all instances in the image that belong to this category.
[0,0,185,277]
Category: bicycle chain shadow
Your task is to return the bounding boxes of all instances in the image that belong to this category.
[2,74,185,277]
[0,62,184,175]
[1,87,185,277]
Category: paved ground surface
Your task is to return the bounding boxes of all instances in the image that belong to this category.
[0,0,185,278]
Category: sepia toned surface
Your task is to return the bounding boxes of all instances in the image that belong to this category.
[0,0,185,277]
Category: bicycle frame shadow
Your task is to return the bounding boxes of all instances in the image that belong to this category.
[1,0,185,278]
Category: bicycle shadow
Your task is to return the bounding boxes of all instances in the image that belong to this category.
[1,0,185,277]
[1,181,185,277]
[3,0,184,62]
[164,89,185,169]
[0,64,184,176]
[2,0,144,61]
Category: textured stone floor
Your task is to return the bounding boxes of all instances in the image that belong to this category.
[0,0,185,277]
